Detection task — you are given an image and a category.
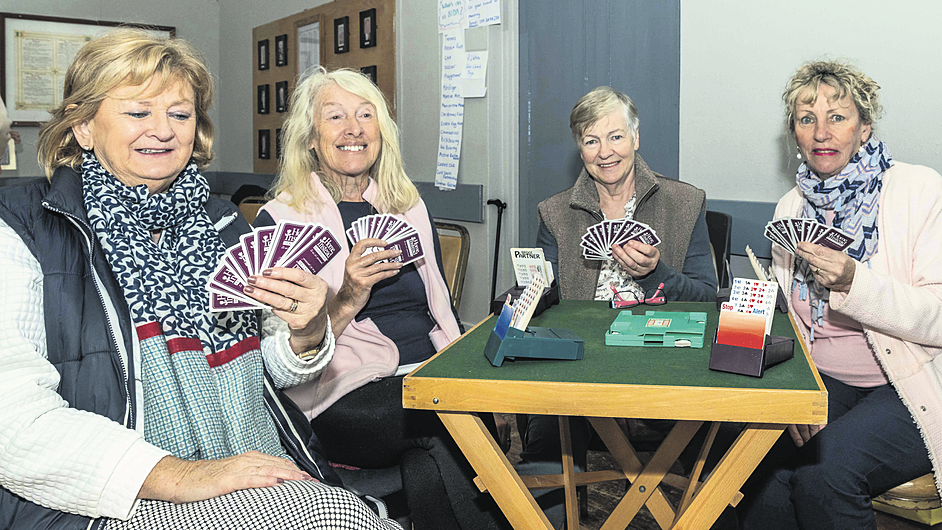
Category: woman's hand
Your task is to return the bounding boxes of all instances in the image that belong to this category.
[243,267,329,354]
[139,452,316,504]
[795,242,857,293]
[331,238,403,319]
[611,240,660,278]
[787,423,826,448]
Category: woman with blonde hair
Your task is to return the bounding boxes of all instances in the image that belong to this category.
[738,59,942,529]
[0,29,400,530]
[256,66,508,529]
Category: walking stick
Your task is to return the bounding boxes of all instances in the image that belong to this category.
[486,199,507,304]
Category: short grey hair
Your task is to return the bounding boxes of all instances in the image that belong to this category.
[569,86,639,144]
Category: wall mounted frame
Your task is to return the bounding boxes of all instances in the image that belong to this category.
[0,12,174,126]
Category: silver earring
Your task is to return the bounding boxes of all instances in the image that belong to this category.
[83,145,90,150]
[796,147,802,159]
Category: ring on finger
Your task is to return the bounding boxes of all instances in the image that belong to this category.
[288,299,299,313]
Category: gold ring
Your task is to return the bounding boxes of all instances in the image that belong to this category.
[288,300,299,313]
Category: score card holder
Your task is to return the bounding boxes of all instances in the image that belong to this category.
[484,326,584,368]
[490,279,560,317]
[709,331,794,378]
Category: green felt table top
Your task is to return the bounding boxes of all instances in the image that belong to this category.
[412,301,820,392]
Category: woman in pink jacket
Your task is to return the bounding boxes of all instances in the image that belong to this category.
[739,60,942,530]
[255,67,509,530]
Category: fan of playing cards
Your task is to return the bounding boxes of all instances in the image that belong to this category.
[346,214,425,265]
[580,219,661,261]
[208,221,341,312]
[764,218,855,256]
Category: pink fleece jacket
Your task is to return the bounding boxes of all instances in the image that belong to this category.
[771,162,942,495]
[259,173,461,419]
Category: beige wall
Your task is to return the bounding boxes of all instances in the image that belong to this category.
[1,0,221,178]
[680,0,942,203]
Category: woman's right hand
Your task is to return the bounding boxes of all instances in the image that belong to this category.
[139,451,316,504]
[332,238,403,317]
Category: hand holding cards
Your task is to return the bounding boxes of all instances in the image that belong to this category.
[580,219,660,260]
[346,213,425,265]
[764,217,854,256]
[209,221,341,312]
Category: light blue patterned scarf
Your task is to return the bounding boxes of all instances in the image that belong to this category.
[793,137,891,339]
[81,152,286,461]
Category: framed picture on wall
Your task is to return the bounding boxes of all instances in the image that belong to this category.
[257,38,269,70]
[334,16,349,54]
[276,128,283,159]
[257,84,269,115]
[296,16,322,74]
[359,9,376,48]
[258,129,271,160]
[0,13,174,125]
[275,81,288,113]
[275,34,288,67]
[360,65,377,85]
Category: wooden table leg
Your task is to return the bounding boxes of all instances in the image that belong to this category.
[559,416,580,529]
[600,420,702,530]
[438,411,553,530]
[672,423,784,529]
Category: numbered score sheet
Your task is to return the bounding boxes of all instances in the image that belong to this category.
[717,278,778,349]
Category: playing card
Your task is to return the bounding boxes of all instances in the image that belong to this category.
[814,227,855,251]
[280,228,341,273]
[209,221,339,312]
[383,232,425,265]
[581,219,661,261]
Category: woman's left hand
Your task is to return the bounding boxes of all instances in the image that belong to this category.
[243,267,330,354]
[795,242,856,293]
[611,240,660,278]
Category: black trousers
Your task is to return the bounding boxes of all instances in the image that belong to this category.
[310,376,510,530]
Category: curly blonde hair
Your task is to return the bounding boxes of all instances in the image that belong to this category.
[37,28,214,179]
[269,66,418,214]
[783,60,882,133]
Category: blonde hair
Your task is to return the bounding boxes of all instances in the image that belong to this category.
[269,66,418,214]
[569,86,639,144]
[783,60,882,133]
[37,28,215,179]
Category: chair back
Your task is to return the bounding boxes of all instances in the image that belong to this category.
[435,221,471,310]
[239,197,266,225]
[705,210,732,289]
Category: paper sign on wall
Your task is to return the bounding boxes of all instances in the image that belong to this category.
[435,30,465,190]
[438,0,465,33]
[467,0,501,28]
[460,51,487,98]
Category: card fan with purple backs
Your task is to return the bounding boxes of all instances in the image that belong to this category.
[764,217,855,256]
[208,220,341,312]
[345,213,426,265]
[580,219,661,261]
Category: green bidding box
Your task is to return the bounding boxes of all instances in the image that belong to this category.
[605,311,707,348]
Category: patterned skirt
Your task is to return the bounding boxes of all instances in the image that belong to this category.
[103,480,402,530]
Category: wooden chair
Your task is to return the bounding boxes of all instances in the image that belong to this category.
[238,196,266,225]
[434,221,471,310]
[873,473,942,525]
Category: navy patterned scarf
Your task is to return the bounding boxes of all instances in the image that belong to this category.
[81,152,285,461]
[794,137,891,338]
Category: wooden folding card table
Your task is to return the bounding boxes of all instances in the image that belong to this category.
[403,301,827,529]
